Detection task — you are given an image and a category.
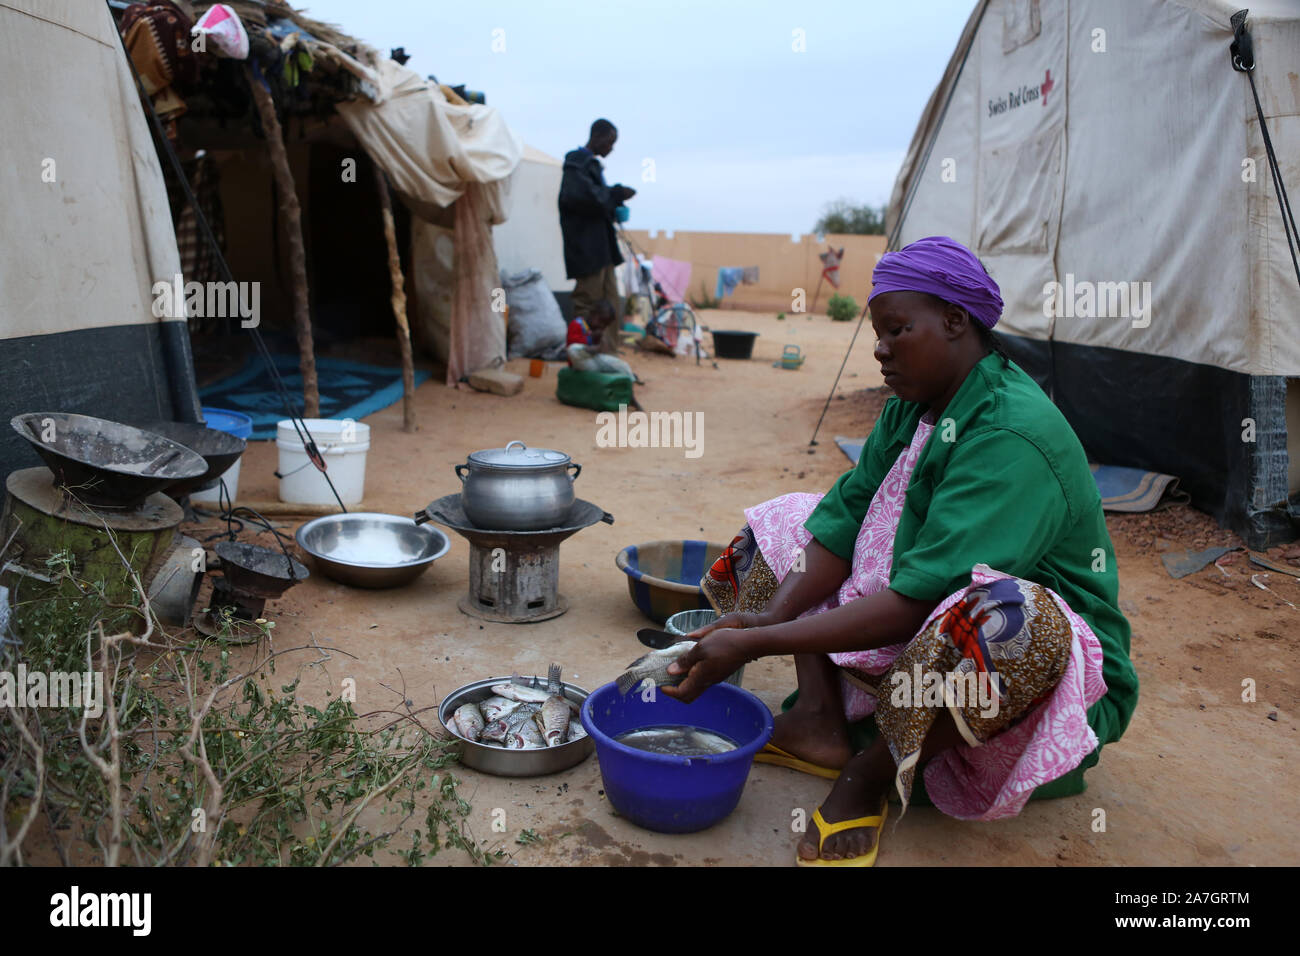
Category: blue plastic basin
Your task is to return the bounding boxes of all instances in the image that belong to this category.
[581,680,774,833]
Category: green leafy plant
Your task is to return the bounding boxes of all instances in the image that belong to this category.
[689,281,720,310]
[0,529,499,868]
[826,293,859,322]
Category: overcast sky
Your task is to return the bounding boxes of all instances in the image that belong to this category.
[299,0,976,234]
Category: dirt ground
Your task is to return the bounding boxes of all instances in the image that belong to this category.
[214,309,1298,866]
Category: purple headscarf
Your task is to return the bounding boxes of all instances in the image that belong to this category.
[868,236,1003,329]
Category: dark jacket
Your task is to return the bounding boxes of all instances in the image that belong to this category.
[558,148,625,279]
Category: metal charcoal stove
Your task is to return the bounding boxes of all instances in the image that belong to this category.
[415,495,613,623]
[195,540,308,639]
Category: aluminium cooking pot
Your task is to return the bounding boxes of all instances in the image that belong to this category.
[451,440,580,530]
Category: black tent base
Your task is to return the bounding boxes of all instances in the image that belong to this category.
[0,321,199,489]
[997,333,1297,550]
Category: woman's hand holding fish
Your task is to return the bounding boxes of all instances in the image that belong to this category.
[661,630,752,704]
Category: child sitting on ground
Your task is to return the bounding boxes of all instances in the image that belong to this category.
[569,298,627,355]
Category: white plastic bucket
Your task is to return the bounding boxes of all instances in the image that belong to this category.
[276,419,370,506]
[190,406,253,505]
[191,457,241,505]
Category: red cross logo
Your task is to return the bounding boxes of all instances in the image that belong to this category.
[1040,69,1055,105]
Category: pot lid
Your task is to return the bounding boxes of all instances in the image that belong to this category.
[466,440,570,468]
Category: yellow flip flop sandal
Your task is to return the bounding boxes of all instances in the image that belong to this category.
[795,801,889,867]
[753,742,841,780]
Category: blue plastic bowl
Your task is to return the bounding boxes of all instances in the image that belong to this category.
[581,680,774,833]
[201,406,254,441]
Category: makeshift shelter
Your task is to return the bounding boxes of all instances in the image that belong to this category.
[886,0,1300,547]
[112,0,524,412]
[0,0,202,484]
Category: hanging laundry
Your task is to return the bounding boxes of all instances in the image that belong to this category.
[169,156,227,307]
[741,265,760,285]
[650,256,692,303]
[819,246,845,288]
[119,1,200,140]
[715,267,746,299]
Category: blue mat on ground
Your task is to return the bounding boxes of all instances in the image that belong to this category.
[834,436,865,465]
[1088,463,1188,512]
[199,354,430,440]
[833,436,1187,513]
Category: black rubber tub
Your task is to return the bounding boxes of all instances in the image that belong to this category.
[711,330,758,359]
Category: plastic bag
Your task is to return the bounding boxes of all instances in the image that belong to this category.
[191,4,249,59]
[502,269,567,360]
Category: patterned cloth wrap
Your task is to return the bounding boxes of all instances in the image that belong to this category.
[120,1,200,135]
[700,417,1108,820]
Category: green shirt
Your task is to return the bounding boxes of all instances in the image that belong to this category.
[805,353,1138,749]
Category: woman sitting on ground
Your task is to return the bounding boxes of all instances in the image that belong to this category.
[663,236,1139,866]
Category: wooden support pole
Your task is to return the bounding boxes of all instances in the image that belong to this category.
[809,272,826,317]
[245,65,319,418]
[371,162,417,431]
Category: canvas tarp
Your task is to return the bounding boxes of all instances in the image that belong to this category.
[0,0,201,486]
[883,0,1300,546]
[0,0,185,342]
[336,58,523,226]
[886,0,1300,377]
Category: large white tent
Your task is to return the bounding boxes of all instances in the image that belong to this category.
[0,0,201,481]
[886,0,1300,546]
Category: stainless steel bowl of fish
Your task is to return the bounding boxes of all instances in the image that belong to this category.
[439,665,594,777]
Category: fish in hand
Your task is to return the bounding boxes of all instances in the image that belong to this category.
[615,641,697,696]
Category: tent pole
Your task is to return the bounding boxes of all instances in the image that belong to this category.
[809,272,825,316]
[245,65,319,418]
[807,301,870,446]
[372,162,417,432]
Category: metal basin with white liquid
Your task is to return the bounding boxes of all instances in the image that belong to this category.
[296,512,450,588]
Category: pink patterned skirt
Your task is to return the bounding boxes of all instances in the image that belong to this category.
[702,486,1108,821]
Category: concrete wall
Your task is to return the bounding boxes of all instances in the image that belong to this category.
[623,229,887,313]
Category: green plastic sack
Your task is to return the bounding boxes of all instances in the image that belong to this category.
[556,366,633,412]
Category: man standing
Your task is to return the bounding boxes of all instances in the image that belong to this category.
[559,119,635,352]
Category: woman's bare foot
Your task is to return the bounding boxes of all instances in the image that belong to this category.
[797,746,891,861]
[769,704,853,770]
[768,653,854,769]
